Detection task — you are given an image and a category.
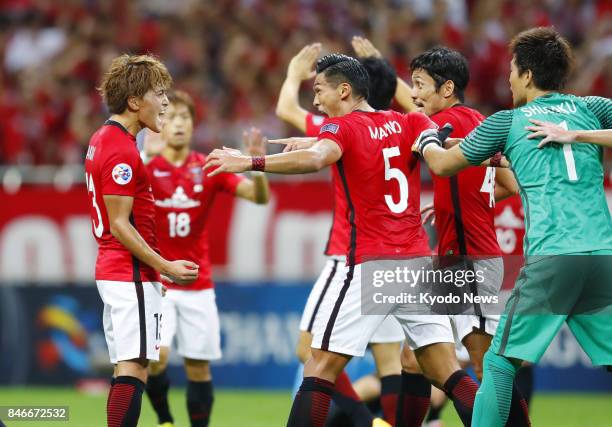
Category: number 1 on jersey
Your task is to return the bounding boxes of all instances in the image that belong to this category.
[382,147,409,213]
[559,121,578,182]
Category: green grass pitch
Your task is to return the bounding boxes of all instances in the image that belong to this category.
[0,387,610,426]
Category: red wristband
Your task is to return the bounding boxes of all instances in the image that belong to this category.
[252,156,265,172]
[489,152,502,167]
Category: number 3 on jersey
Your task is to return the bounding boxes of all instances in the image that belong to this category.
[168,212,191,237]
[382,147,409,213]
[85,172,104,238]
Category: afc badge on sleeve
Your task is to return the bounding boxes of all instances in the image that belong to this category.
[112,163,133,185]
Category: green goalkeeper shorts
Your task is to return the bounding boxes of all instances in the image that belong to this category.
[490,250,612,365]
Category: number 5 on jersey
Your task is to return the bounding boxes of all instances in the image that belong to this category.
[382,147,409,213]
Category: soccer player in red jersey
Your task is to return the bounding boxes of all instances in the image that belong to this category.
[276,41,406,426]
[205,53,485,427]
[85,54,199,427]
[396,47,531,427]
[143,90,270,427]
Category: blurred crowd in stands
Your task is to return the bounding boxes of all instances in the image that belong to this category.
[1,0,611,166]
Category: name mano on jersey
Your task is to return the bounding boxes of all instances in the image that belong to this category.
[369,121,402,140]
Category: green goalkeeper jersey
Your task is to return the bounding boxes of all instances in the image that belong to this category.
[460,92,612,255]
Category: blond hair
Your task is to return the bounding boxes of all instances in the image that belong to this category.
[98,54,173,114]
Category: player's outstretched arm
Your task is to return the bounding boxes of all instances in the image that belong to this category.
[204,138,341,176]
[104,194,199,283]
[234,128,270,204]
[412,128,470,176]
[276,43,322,132]
[527,119,612,148]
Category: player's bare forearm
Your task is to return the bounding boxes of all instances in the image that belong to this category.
[236,173,270,204]
[104,195,199,282]
[109,217,167,272]
[205,139,341,176]
[422,144,471,176]
[260,149,330,174]
[395,77,417,112]
[104,195,169,273]
[573,129,612,148]
[495,167,519,202]
[275,76,308,132]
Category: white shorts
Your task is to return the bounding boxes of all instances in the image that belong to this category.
[160,288,221,361]
[450,257,503,341]
[97,280,164,364]
[310,258,455,357]
[300,257,403,344]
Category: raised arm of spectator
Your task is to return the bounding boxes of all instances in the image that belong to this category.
[275,43,322,132]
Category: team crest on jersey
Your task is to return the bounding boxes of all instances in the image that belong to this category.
[112,163,132,185]
[320,123,339,134]
[190,167,203,184]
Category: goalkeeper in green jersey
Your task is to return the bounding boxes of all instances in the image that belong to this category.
[412,26,612,427]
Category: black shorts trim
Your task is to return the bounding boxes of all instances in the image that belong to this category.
[307,260,339,333]
[129,214,147,360]
[321,263,354,351]
[321,160,356,351]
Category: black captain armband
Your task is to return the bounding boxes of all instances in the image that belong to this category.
[414,123,453,156]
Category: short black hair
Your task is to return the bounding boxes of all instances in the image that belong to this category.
[510,27,574,91]
[360,57,397,110]
[316,54,369,100]
[410,47,469,102]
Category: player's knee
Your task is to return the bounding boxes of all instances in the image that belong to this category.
[306,349,349,381]
[296,331,313,364]
[184,358,211,381]
[296,342,312,364]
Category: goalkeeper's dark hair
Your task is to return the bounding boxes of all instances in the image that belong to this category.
[316,54,369,100]
[410,47,469,102]
[510,27,574,91]
[360,57,397,110]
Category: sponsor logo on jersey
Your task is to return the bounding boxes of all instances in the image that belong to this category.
[112,163,132,185]
[153,169,171,177]
[155,186,201,208]
[320,123,339,134]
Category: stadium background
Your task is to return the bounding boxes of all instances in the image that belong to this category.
[0,0,611,426]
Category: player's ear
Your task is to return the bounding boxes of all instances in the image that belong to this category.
[127,95,140,112]
[441,80,455,99]
[338,83,351,100]
[523,69,533,89]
